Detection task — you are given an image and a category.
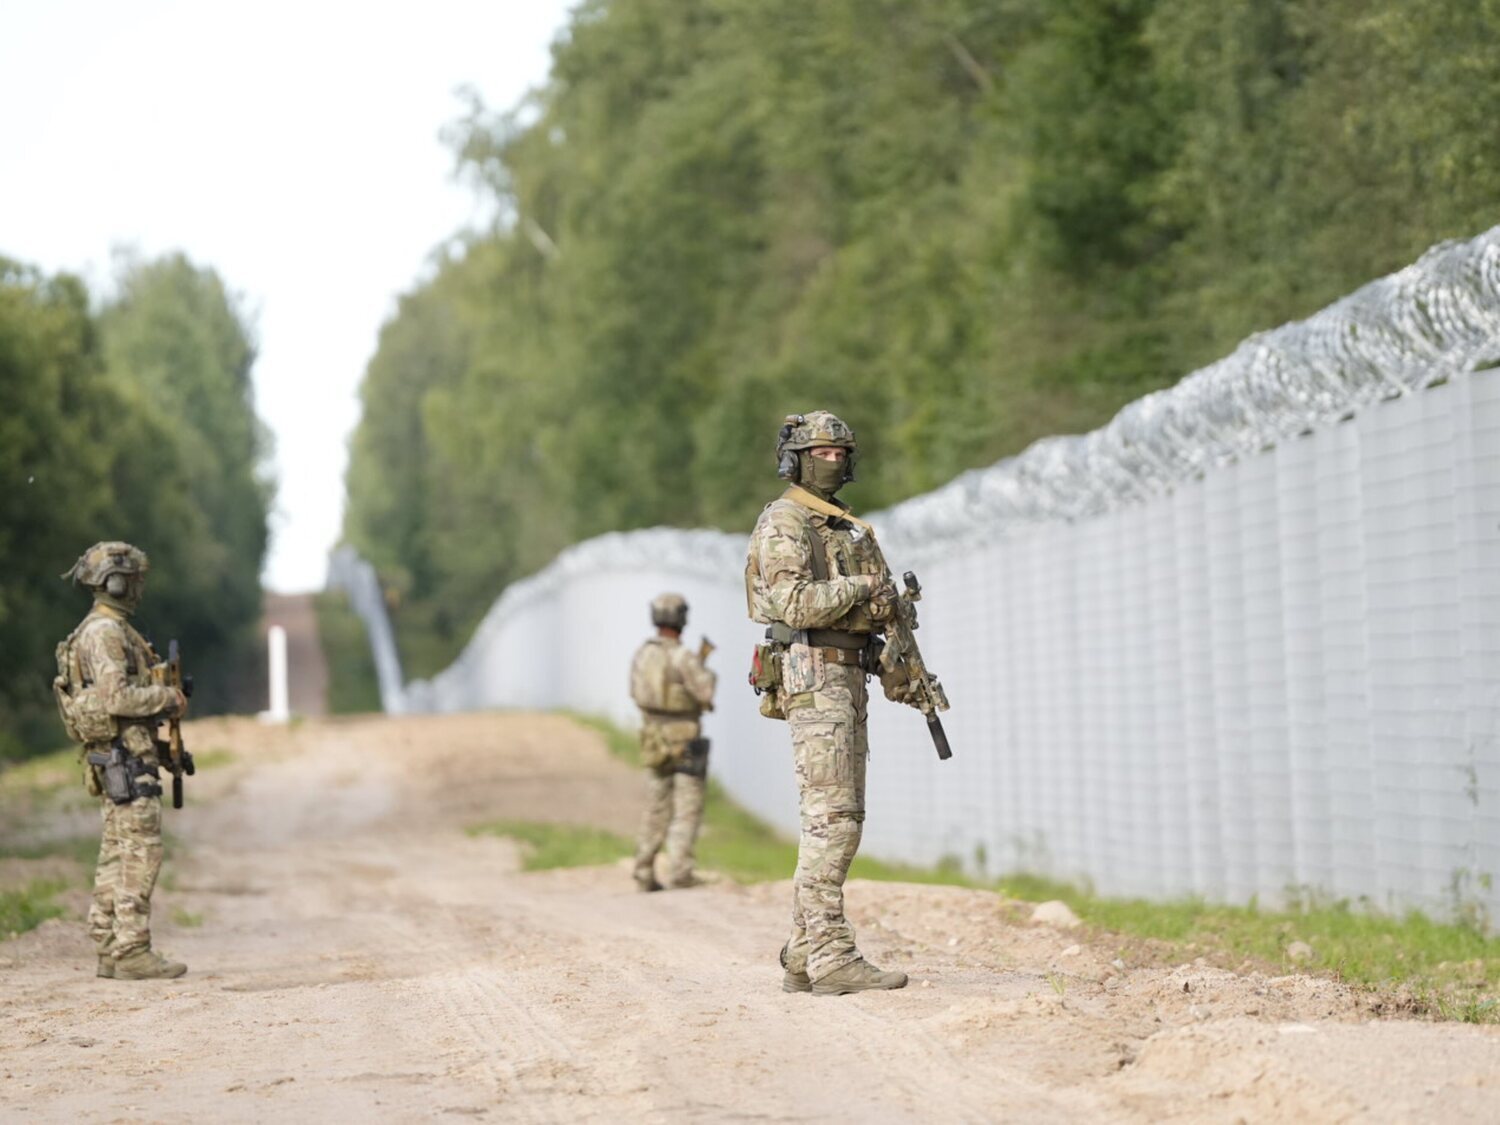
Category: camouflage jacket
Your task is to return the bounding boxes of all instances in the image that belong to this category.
[630,636,716,722]
[70,604,172,756]
[746,494,882,633]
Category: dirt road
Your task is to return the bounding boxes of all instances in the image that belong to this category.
[3,713,1498,1123]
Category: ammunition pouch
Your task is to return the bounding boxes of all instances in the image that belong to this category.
[85,744,162,805]
[639,713,697,771]
[675,738,710,779]
[54,679,117,745]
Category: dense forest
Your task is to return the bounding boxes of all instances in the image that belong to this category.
[344,0,1500,676]
[0,253,271,759]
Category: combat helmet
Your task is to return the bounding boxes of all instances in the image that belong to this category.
[62,541,150,597]
[777,411,857,483]
[650,592,689,630]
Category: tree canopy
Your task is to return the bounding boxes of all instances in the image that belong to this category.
[343,0,1500,675]
[0,253,272,758]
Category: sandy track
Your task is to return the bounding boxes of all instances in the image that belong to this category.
[2,713,1498,1123]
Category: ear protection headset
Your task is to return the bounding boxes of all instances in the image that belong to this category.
[105,572,129,597]
[776,415,804,480]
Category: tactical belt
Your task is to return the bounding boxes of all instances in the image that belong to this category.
[641,708,697,721]
[816,646,866,667]
[806,628,868,650]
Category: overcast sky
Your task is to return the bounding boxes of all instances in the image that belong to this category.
[1,0,573,592]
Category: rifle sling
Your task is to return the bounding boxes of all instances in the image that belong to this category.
[783,484,877,586]
[782,485,876,534]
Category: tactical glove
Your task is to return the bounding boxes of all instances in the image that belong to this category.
[879,666,916,705]
[868,580,899,623]
[162,687,188,718]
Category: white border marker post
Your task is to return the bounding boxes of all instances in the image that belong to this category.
[262,624,290,723]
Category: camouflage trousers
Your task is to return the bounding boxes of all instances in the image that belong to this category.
[634,758,706,887]
[784,662,869,981]
[88,794,163,960]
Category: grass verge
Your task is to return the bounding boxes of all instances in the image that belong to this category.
[469,819,634,871]
[0,879,67,938]
[0,835,99,865]
[0,746,80,797]
[999,872,1500,1021]
[191,747,236,771]
[554,713,1500,1022]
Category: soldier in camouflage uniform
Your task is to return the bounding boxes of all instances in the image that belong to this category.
[54,542,189,981]
[746,412,910,995]
[630,593,717,892]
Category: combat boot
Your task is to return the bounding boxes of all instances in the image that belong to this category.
[779,942,811,993]
[811,958,908,995]
[96,955,115,979]
[634,872,663,893]
[113,949,187,980]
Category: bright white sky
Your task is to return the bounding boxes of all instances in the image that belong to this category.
[1,0,572,592]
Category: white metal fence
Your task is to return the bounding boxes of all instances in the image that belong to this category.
[333,229,1500,922]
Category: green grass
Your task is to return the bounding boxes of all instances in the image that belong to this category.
[568,712,1000,886]
[998,872,1500,1019]
[468,819,634,871]
[0,746,80,797]
[560,713,1500,1023]
[314,591,384,714]
[0,835,99,865]
[0,879,67,938]
[190,747,235,771]
[171,907,205,928]
[565,711,640,766]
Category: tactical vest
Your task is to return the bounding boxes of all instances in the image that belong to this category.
[630,638,698,715]
[53,619,122,744]
[745,499,883,633]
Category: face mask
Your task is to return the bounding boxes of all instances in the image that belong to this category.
[96,576,144,615]
[802,452,847,496]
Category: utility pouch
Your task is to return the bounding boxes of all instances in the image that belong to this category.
[639,724,671,770]
[750,628,790,721]
[749,642,783,694]
[676,738,710,779]
[782,640,824,696]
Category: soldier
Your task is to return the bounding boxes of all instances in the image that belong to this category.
[629,593,717,892]
[53,542,189,980]
[745,412,910,995]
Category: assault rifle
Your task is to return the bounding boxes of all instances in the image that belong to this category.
[698,636,716,664]
[782,483,953,760]
[873,563,953,761]
[152,639,196,808]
